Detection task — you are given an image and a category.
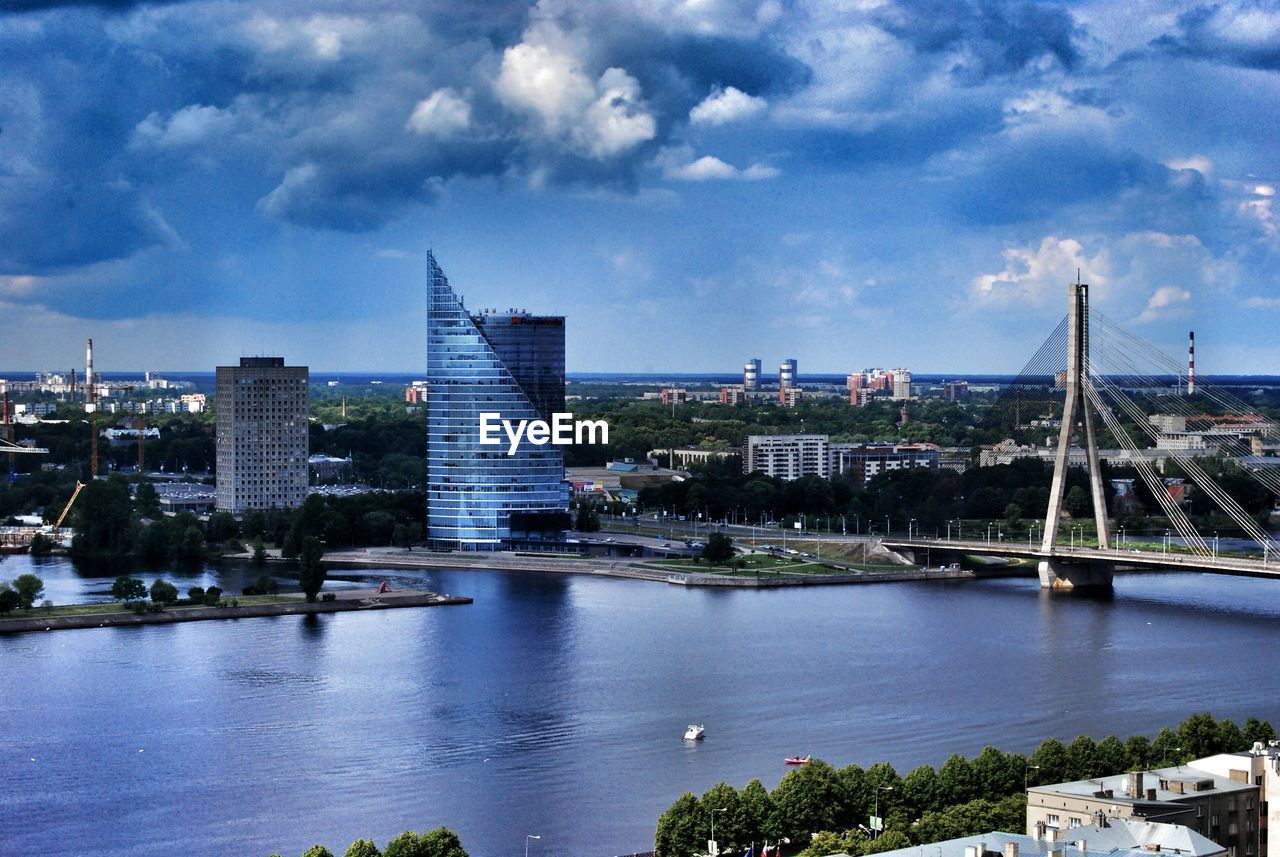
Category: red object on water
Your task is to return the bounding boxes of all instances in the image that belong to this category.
[785,755,811,765]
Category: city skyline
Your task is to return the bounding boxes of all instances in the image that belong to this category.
[1,1,1278,374]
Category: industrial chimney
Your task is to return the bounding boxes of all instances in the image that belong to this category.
[86,338,95,406]
[1187,331,1195,396]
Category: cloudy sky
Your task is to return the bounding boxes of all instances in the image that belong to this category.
[1,0,1277,374]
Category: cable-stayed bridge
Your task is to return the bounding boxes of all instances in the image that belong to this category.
[886,281,1279,590]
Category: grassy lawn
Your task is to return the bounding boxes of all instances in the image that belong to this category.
[0,593,301,623]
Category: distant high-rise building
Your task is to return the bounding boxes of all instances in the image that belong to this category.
[721,385,746,406]
[744,358,761,390]
[215,357,309,513]
[425,252,569,550]
[778,386,803,407]
[779,358,797,388]
[891,368,912,400]
[942,380,969,402]
[661,388,688,407]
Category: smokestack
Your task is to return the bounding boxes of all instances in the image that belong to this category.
[86,338,95,406]
[1187,331,1195,396]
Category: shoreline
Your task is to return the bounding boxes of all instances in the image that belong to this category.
[0,587,471,636]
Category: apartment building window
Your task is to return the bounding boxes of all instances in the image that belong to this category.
[1069,818,1082,828]
[1048,815,1060,828]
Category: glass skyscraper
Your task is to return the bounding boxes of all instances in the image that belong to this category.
[425,252,569,550]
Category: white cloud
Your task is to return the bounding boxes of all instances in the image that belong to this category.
[406,88,472,137]
[656,146,780,181]
[1163,155,1214,178]
[495,29,655,159]
[1136,286,1192,323]
[972,237,1107,306]
[1241,296,1280,309]
[689,86,767,126]
[131,104,238,149]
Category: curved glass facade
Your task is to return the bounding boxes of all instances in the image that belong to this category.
[425,252,568,549]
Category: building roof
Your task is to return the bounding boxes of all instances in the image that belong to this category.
[1029,765,1255,806]
[862,822,1224,857]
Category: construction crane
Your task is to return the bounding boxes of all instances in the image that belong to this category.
[52,481,86,530]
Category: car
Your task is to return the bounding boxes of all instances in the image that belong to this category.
[605,537,615,542]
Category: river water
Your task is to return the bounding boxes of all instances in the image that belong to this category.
[1,554,1278,857]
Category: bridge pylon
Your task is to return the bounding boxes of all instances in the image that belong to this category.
[1040,281,1112,590]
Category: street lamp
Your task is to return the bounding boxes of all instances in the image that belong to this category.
[873,786,894,839]
[1213,532,1219,559]
[986,522,994,545]
[711,807,727,855]
[525,835,541,857]
[885,515,891,536]
[910,518,918,539]
[1163,529,1170,556]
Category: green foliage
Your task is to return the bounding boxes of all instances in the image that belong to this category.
[362,510,397,545]
[203,585,222,605]
[655,793,702,857]
[302,847,335,857]
[575,506,601,532]
[1244,717,1277,746]
[28,533,55,555]
[252,535,267,565]
[12,573,45,609]
[149,579,179,605]
[1064,735,1099,781]
[699,782,745,851]
[71,476,134,555]
[914,796,1025,844]
[739,778,778,842]
[111,575,148,602]
[187,586,206,603]
[866,829,912,854]
[176,525,206,560]
[771,759,847,843]
[299,536,326,602]
[1028,738,1068,785]
[0,585,20,615]
[393,522,423,549]
[134,482,161,518]
[382,828,468,857]
[702,532,734,564]
[206,511,240,542]
[343,841,382,857]
[244,574,279,596]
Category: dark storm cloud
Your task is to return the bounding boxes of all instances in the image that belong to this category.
[872,0,1081,81]
[1151,3,1280,70]
[1,0,187,12]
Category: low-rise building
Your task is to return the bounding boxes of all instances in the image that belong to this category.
[1027,766,1259,857]
[867,822,1224,857]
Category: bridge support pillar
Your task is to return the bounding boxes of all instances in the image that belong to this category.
[1037,558,1112,591]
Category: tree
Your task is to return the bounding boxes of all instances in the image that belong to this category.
[71,476,134,555]
[302,848,335,857]
[0,586,19,615]
[1064,485,1090,517]
[28,533,55,555]
[111,576,149,602]
[937,753,976,806]
[252,535,267,565]
[1029,738,1069,785]
[902,764,944,820]
[739,778,778,843]
[176,525,205,561]
[655,792,702,857]
[771,759,847,843]
[1064,735,1099,781]
[1178,713,1224,760]
[393,523,422,550]
[206,511,240,543]
[971,747,1021,798]
[1124,735,1152,770]
[699,782,745,852]
[203,585,223,605]
[702,532,734,565]
[149,579,179,605]
[344,841,382,857]
[418,828,468,857]
[575,506,601,532]
[1243,717,1277,747]
[299,536,326,602]
[134,481,161,517]
[187,586,205,603]
[866,829,911,854]
[1095,736,1130,776]
[12,573,45,609]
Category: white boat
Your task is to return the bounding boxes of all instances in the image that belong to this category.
[683,724,705,741]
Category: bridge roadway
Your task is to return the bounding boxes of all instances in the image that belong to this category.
[882,537,1280,580]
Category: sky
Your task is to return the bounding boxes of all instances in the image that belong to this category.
[1,0,1278,375]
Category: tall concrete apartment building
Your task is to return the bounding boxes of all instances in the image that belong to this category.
[215,357,309,513]
[425,252,569,550]
[744,358,761,390]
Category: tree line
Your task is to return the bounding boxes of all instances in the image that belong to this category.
[268,826,468,857]
[655,713,1277,857]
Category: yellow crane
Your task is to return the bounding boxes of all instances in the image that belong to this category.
[53,481,86,530]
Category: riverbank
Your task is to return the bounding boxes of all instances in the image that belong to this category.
[0,587,470,635]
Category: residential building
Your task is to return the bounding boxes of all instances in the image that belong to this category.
[425,252,569,550]
[779,358,797,388]
[214,357,309,513]
[405,381,428,404]
[943,380,970,401]
[830,442,940,485]
[779,386,803,407]
[661,388,688,406]
[892,368,913,400]
[743,434,830,480]
[721,385,747,406]
[744,358,761,390]
[1026,765,1259,857]
[1191,741,1280,857]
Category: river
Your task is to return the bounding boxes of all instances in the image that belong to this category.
[1,553,1278,857]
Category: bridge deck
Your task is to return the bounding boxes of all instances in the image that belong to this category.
[883,538,1280,579]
